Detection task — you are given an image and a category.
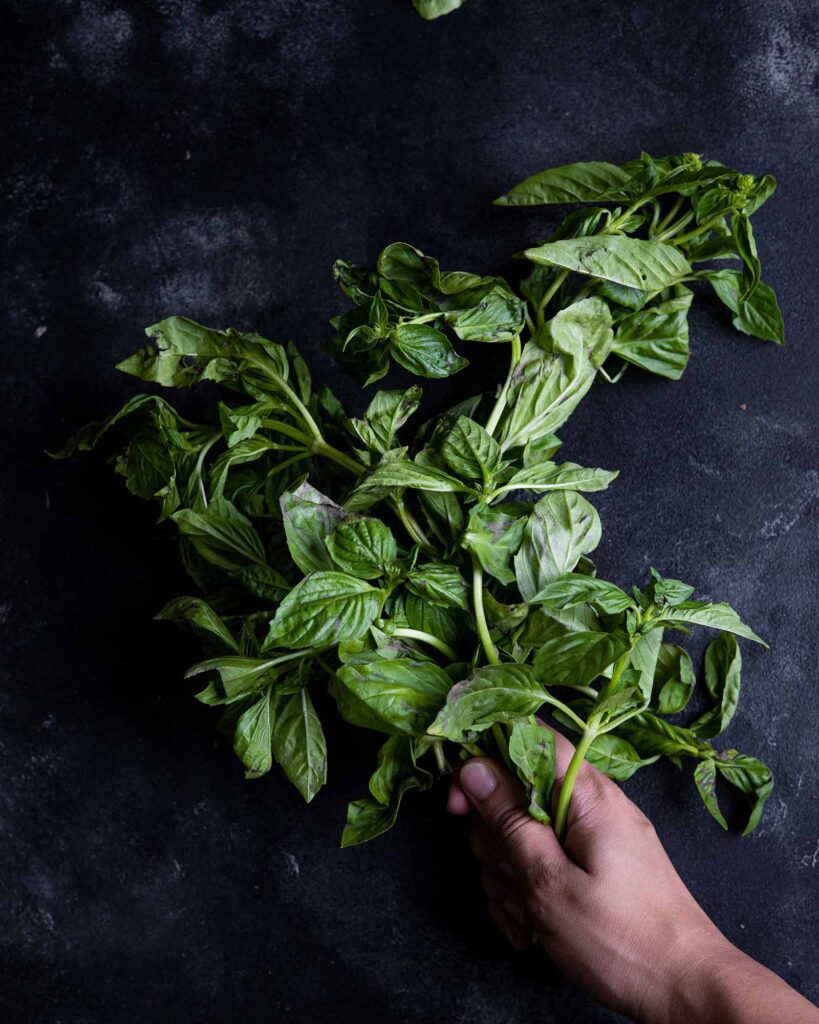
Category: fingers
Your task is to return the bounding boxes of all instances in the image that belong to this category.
[458,758,565,875]
[447,770,470,815]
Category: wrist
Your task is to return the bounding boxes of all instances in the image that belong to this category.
[636,925,739,1024]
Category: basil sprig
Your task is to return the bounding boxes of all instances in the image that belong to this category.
[59,150,781,843]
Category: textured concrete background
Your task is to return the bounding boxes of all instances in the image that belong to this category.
[2,1,818,1021]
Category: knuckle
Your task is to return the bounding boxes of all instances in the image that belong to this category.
[524,854,562,895]
[492,804,532,846]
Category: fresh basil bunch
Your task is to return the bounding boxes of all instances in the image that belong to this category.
[58,151,781,845]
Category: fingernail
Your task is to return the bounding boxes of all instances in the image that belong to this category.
[460,762,498,801]
[498,861,516,880]
[503,899,526,926]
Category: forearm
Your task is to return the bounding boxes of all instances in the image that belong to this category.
[647,937,819,1024]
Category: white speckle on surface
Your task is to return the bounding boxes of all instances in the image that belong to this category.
[798,839,819,869]
[283,851,299,878]
[34,325,47,338]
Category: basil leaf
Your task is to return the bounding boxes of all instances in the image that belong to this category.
[389,323,468,378]
[501,461,618,495]
[325,517,399,580]
[412,0,465,21]
[514,491,602,602]
[349,387,422,454]
[333,658,452,735]
[172,497,269,571]
[406,563,470,609]
[612,293,692,380]
[500,298,612,450]
[449,286,525,343]
[613,712,710,760]
[702,269,784,345]
[533,630,631,688]
[714,751,773,835]
[428,664,545,742]
[508,720,556,824]
[462,505,526,586]
[438,416,501,482]
[188,654,305,705]
[270,688,327,802]
[280,483,345,575]
[341,735,431,846]
[694,759,728,830]
[531,573,633,614]
[651,643,696,714]
[348,457,470,510]
[263,572,382,650]
[690,633,742,738]
[495,161,633,206]
[656,600,766,646]
[523,236,691,291]
[586,734,659,781]
[629,627,664,701]
[155,596,239,652]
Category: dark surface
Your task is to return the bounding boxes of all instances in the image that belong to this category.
[2,1,818,1021]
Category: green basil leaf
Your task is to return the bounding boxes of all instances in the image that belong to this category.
[155,596,239,652]
[514,491,602,602]
[412,0,466,21]
[270,688,327,802]
[333,658,452,735]
[649,569,695,606]
[612,294,692,380]
[656,600,766,646]
[613,711,710,759]
[530,573,633,614]
[500,298,612,450]
[263,572,382,650]
[694,759,728,829]
[325,517,399,579]
[523,236,691,291]
[651,643,696,714]
[188,653,304,705]
[501,461,618,495]
[508,720,556,824]
[428,664,545,742]
[462,505,526,586]
[714,751,773,835]
[439,416,502,482]
[629,627,664,701]
[690,633,742,738]
[495,161,633,206]
[348,457,470,511]
[406,563,470,609]
[280,483,345,575]
[390,323,468,378]
[702,269,784,345]
[533,630,631,688]
[586,734,659,781]
[172,497,268,571]
[348,387,422,454]
[449,286,526,343]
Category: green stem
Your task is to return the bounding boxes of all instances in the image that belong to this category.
[472,556,500,666]
[433,741,448,773]
[554,727,597,841]
[391,496,434,553]
[540,692,587,731]
[313,439,363,475]
[485,334,522,437]
[596,649,633,705]
[194,433,221,508]
[492,722,512,770]
[536,269,569,325]
[262,418,314,445]
[390,627,458,662]
[654,195,683,235]
[669,212,726,246]
[270,374,324,441]
[655,210,695,242]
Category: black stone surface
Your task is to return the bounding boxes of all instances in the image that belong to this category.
[3,1,818,1021]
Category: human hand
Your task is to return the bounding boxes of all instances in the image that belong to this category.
[448,724,819,1024]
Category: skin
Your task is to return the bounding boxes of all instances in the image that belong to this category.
[448,723,819,1024]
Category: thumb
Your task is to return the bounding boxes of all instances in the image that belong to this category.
[459,758,564,872]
